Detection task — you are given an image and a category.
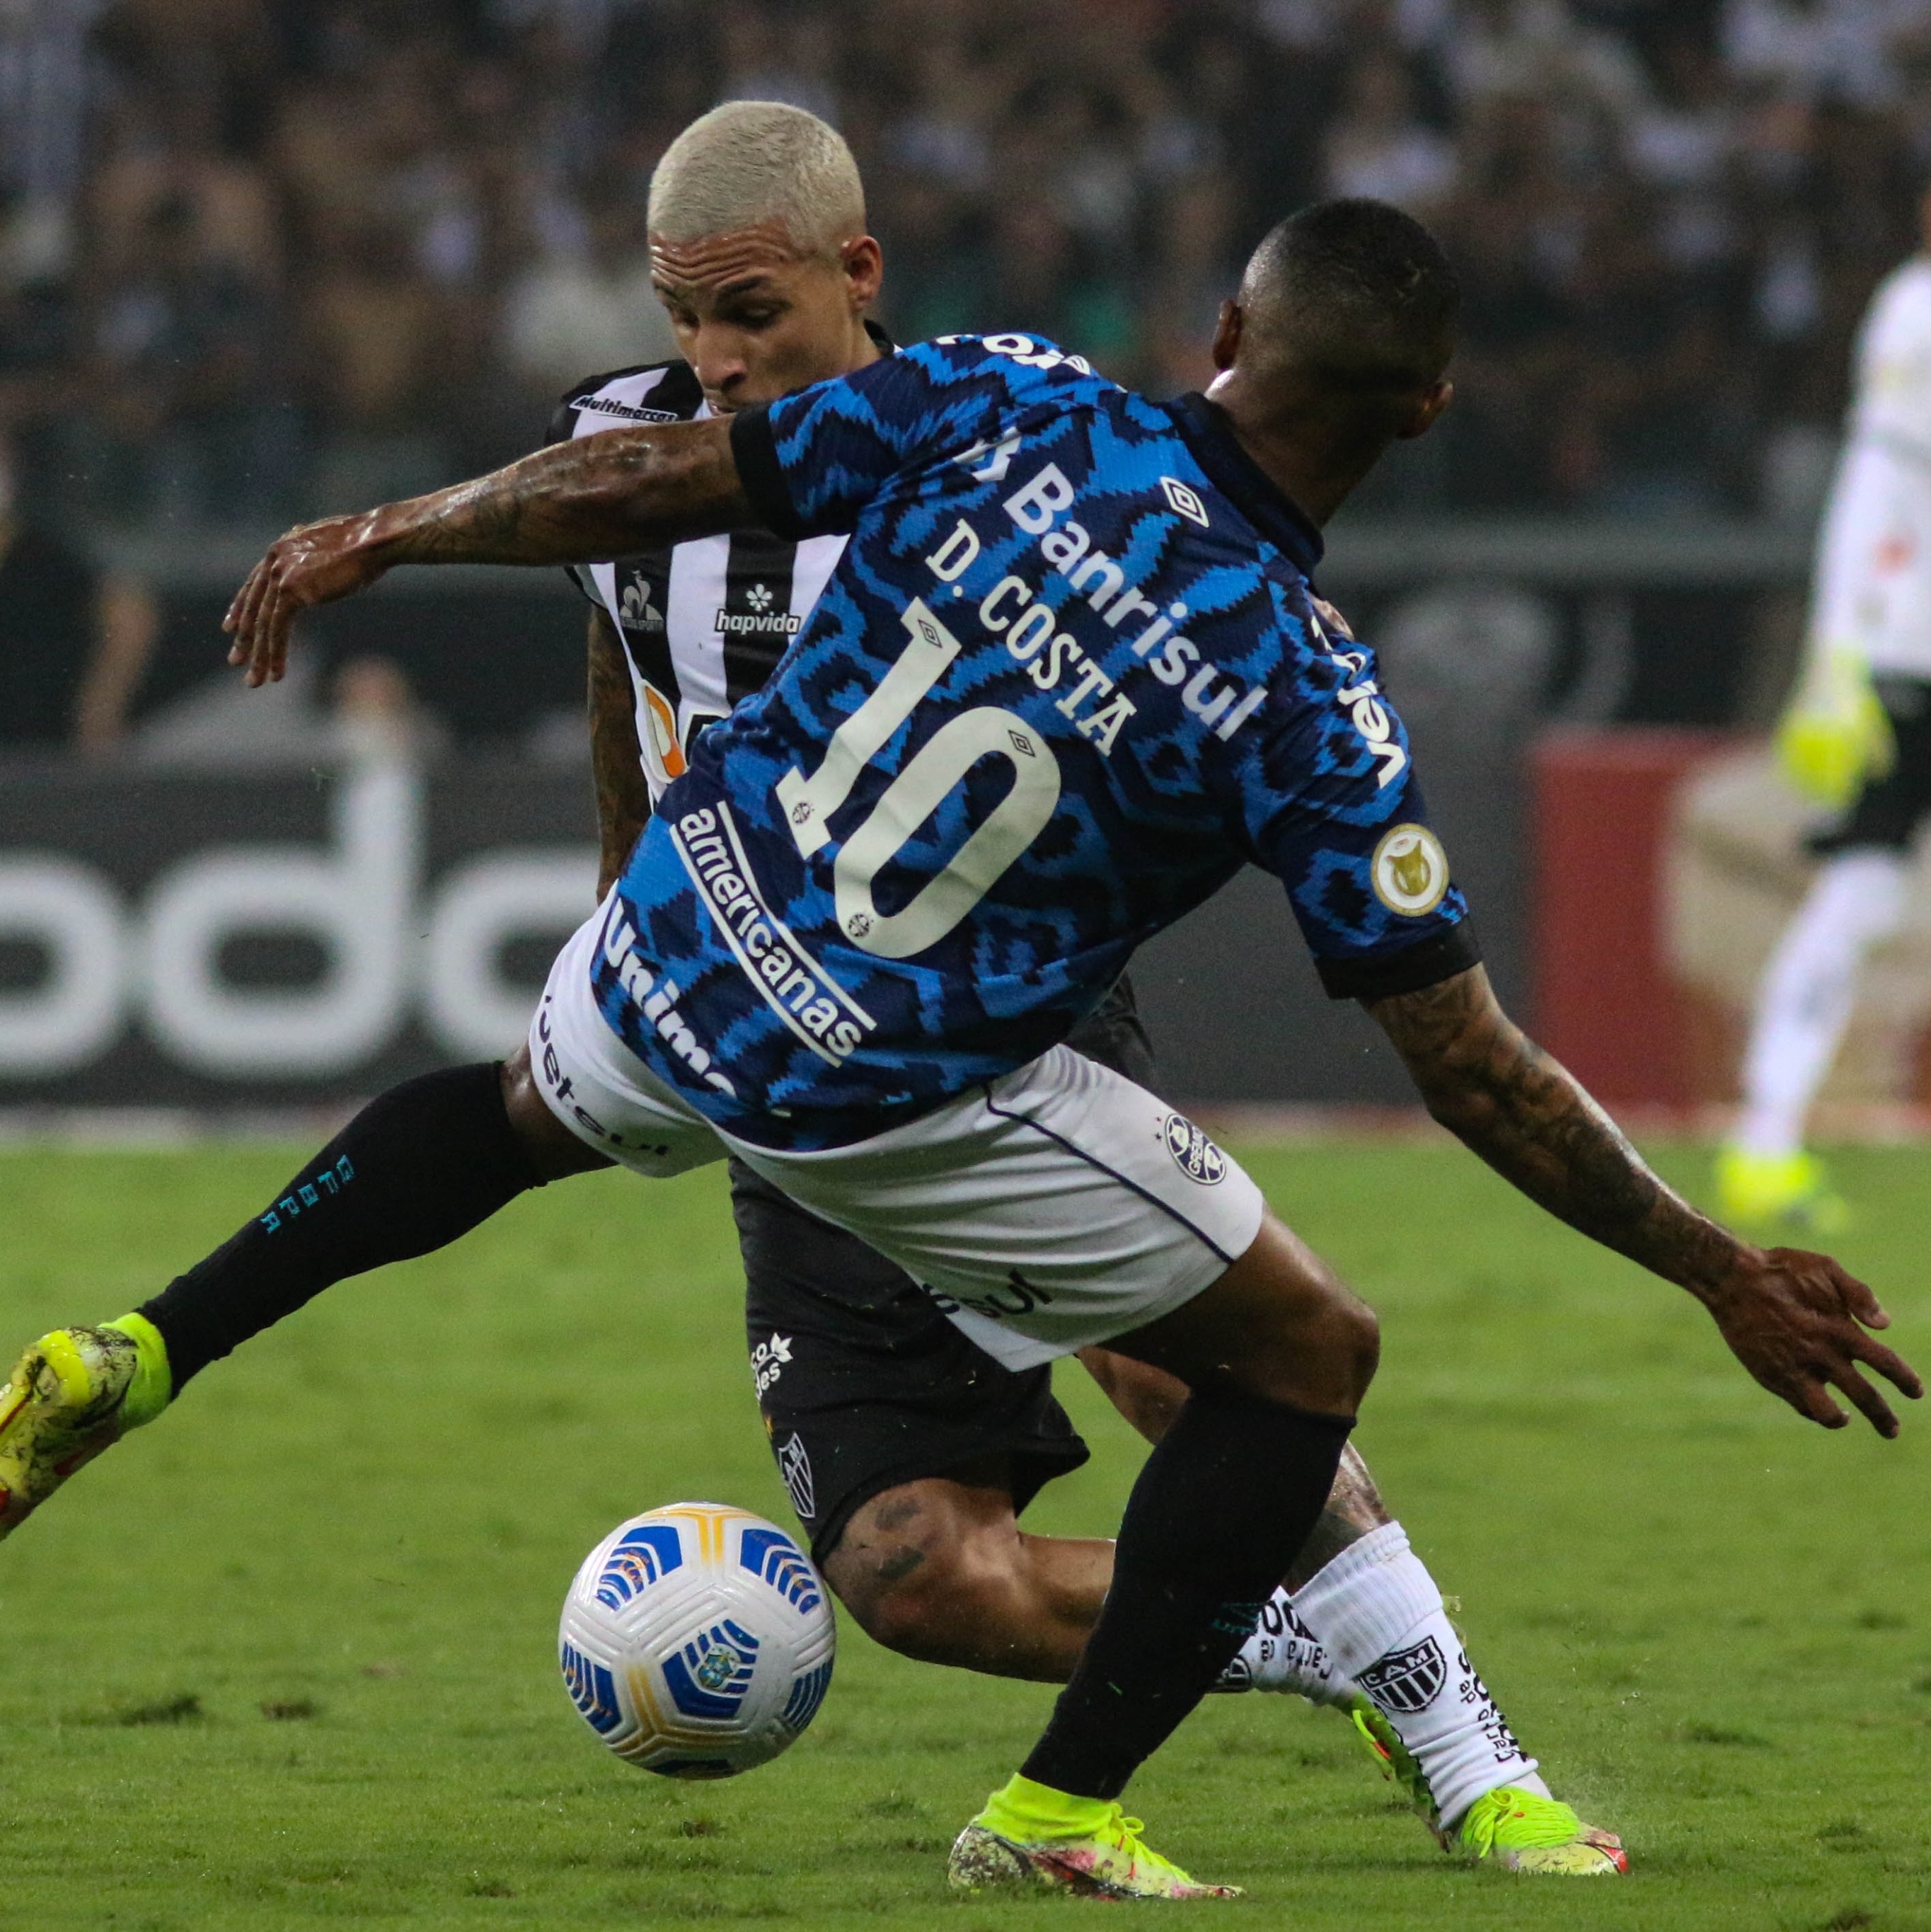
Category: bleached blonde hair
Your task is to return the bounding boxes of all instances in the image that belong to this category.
[647,102,866,259]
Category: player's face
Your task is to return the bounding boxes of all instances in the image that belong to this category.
[651,220,883,414]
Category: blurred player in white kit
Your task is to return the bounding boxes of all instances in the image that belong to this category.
[1719,186,1931,1228]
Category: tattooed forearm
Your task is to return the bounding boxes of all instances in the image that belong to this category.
[369,418,750,570]
[587,609,649,899]
[1367,965,1742,1299]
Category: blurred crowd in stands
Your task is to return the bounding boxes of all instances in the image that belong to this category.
[5,0,1931,547]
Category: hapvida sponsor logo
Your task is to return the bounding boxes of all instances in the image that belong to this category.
[715,582,802,637]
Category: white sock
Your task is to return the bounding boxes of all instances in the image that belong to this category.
[1736,849,1908,1158]
[1286,1523,1547,1831]
[1218,1585,1346,1703]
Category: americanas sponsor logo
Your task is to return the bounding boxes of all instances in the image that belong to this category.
[671,805,876,1068]
[1371,822,1449,916]
[1161,1113,1227,1185]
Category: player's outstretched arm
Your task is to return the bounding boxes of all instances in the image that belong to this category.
[224,418,747,687]
[1367,964,1923,1437]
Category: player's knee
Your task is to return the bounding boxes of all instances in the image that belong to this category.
[497,1046,610,1183]
[1242,1260,1379,1413]
[1298,1273,1378,1408]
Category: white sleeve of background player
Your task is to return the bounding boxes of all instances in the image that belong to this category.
[1805,438,1894,668]
[1809,264,1931,674]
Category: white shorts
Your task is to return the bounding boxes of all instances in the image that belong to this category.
[529,904,1266,1369]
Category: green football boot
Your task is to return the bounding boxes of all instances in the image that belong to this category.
[949,1773,1242,1899]
[1344,1696,1627,1874]
[0,1317,171,1539]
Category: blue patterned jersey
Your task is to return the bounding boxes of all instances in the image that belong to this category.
[594,333,1477,1149]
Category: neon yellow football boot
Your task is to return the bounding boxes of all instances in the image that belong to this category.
[1454,1785,1627,1875]
[948,1773,1242,1899]
[0,1317,171,1539]
[1714,1147,1847,1234]
[1346,1698,1626,1874]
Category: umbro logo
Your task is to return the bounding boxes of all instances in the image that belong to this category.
[1161,476,1210,527]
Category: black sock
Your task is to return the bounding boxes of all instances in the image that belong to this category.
[1020,1387,1352,1801]
[140,1063,541,1389]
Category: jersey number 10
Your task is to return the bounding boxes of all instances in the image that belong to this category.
[774,599,1061,962]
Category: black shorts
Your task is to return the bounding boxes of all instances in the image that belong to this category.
[737,977,1158,1563]
[1811,676,1931,856]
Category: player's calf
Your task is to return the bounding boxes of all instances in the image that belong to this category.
[822,1468,1109,1681]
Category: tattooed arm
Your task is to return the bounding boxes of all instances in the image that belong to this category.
[587,606,649,902]
[1368,963,1921,1436]
[224,419,746,686]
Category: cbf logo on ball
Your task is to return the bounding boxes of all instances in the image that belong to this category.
[1162,1113,1227,1185]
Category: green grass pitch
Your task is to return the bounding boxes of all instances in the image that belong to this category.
[1,1137,1928,1931]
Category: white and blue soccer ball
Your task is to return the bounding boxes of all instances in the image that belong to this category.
[558,1502,836,1779]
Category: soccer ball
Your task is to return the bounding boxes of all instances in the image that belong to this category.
[558,1502,836,1779]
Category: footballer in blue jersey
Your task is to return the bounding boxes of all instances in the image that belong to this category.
[83,195,1917,1897]
[596,330,1472,1147]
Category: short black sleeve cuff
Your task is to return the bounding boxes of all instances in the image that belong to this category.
[730,407,807,541]
[1315,921,1482,1002]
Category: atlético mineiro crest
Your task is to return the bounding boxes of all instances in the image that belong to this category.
[778,1432,816,1522]
[1359,1635,1448,1715]
[1161,1113,1227,1185]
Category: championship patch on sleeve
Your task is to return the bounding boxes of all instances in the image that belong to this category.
[1371,824,1450,916]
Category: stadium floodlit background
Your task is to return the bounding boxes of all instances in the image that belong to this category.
[6,6,1931,1930]
[8,0,1931,1115]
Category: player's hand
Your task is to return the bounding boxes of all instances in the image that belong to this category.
[224,512,391,686]
[1699,1246,1921,1437]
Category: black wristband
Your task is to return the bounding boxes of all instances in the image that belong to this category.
[1315,920,1482,1001]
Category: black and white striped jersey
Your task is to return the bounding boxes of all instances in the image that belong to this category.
[549,355,856,805]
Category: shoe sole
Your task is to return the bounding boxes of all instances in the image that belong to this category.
[947,1826,1241,1900]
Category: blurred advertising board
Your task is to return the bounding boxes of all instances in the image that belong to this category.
[0,755,595,1108]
